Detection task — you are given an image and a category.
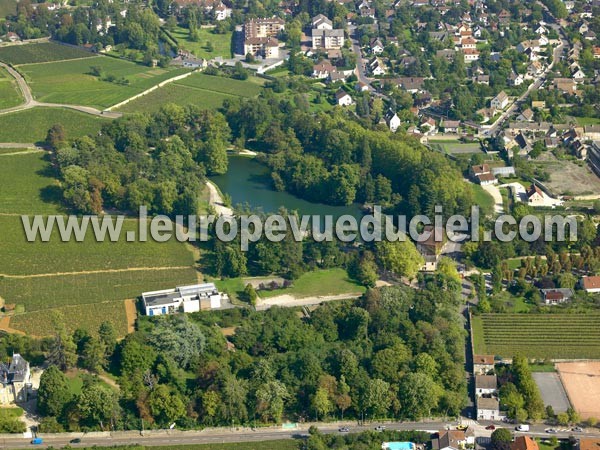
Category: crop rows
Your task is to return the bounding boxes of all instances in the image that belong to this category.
[477,314,600,359]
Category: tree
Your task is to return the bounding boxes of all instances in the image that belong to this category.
[47,313,77,371]
[81,337,107,373]
[147,315,206,369]
[46,124,67,150]
[244,283,257,306]
[37,366,72,417]
[98,321,117,358]
[567,407,580,424]
[365,378,392,419]
[398,373,442,419]
[375,239,424,279]
[491,428,513,450]
[312,387,333,420]
[557,412,569,426]
[78,383,120,429]
[148,384,187,426]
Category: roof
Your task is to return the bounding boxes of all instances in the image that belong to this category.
[474,355,494,365]
[511,436,539,450]
[477,173,496,183]
[438,430,466,450]
[527,183,544,198]
[335,89,351,100]
[582,276,600,290]
[494,91,508,102]
[0,354,29,384]
[475,374,497,389]
[472,164,490,175]
[477,397,499,410]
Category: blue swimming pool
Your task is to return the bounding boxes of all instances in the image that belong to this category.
[382,442,416,450]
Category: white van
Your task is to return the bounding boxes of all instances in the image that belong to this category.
[516,424,530,432]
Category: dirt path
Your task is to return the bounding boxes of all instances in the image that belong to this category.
[206,180,233,217]
[124,299,137,334]
[0,317,26,335]
[0,265,193,279]
[256,292,363,311]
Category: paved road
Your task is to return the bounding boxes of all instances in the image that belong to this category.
[348,24,372,88]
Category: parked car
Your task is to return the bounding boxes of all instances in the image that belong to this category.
[572,427,583,432]
[516,424,530,432]
[486,425,496,430]
[70,438,82,443]
[339,427,350,433]
[546,428,557,434]
[31,438,43,445]
[375,425,386,431]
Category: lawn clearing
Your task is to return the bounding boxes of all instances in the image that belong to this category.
[20,56,190,109]
[0,107,110,143]
[431,142,483,154]
[476,313,600,359]
[556,361,600,419]
[0,65,21,109]
[169,26,233,59]
[574,117,600,126]
[258,268,365,299]
[472,184,495,215]
[118,73,265,113]
[0,42,94,65]
[0,0,17,18]
[0,152,63,214]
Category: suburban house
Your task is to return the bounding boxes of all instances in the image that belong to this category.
[516,108,534,122]
[475,374,498,396]
[417,225,446,271]
[491,91,509,109]
[370,37,385,54]
[511,436,539,450]
[540,288,574,305]
[473,355,494,375]
[431,430,470,450]
[312,28,345,50]
[526,184,545,205]
[0,354,31,404]
[477,397,502,421]
[581,276,600,293]
[477,173,497,186]
[385,110,401,133]
[368,57,386,76]
[470,164,497,185]
[311,14,333,29]
[440,119,460,133]
[142,283,222,316]
[243,18,285,57]
[335,89,353,106]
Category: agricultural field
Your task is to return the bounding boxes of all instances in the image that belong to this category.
[0,107,110,142]
[0,42,94,65]
[532,152,600,196]
[0,66,21,109]
[119,73,265,113]
[169,26,233,59]
[19,56,190,109]
[0,151,199,336]
[472,313,600,359]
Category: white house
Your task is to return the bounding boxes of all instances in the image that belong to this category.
[475,375,498,396]
[312,14,333,30]
[385,110,401,132]
[0,354,31,405]
[491,91,509,109]
[477,397,503,421]
[581,276,600,293]
[473,355,494,375]
[335,89,353,106]
[142,283,222,316]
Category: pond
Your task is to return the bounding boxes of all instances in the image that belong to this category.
[211,155,363,220]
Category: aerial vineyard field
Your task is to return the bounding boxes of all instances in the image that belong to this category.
[0,42,94,65]
[473,313,600,359]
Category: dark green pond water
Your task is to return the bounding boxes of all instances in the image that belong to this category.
[211,155,363,219]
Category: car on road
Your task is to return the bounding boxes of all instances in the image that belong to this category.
[339,427,350,433]
[375,425,386,431]
[31,438,43,445]
[546,428,557,434]
[456,425,468,431]
[516,424,530,432]
[70,438,82,443]
[486,425,496,430]
[572,427,583,432]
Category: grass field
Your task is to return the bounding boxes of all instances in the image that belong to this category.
[574,117,600,126]
[0,107,110,142]
[0,66,21,109]
[472,313,600,359]
[258,268,366,299]
[0,42,94,65]
[472,184,495,215]
[19,56,190,109]
[170,26,233,59]
[0,152,63,214]
[0,0,16,18]
[118,73,265,113]
[431,142,482,154]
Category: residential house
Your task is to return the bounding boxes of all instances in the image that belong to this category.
[171,50,208,69]
[416,225,446,271]
[516,108,534,122]
[581,276,600,293]
[385,110,401,133]
[312,28,345,49]
[508,71,524,86]
[535,24,548,35]
[475,375,498,396]
[368,57,386,76]
[0,354,31,404]
[142,283,222,316]
[213,2,232,21]
[312,14,333,30]
[355,81,369,92]
[526,184,545,205]
[473,355,495,375]
[491,91,509,109]
[477,397,502,421]
[540,288,574,305]
[584,126,600,141]
[463,48,480,62]
[395,77,425,93]
[441,119,460,133]
[477,173,498,185]
[532,100,546,109]
[473,74,490,85]
[335,89,353,106]
[527,61,544,78]
[312,61,337,79]
[511,437,539,450]
[471,164,490,177]
[370,37,385,54]
[243,18,285,57]
[432,430,468,450]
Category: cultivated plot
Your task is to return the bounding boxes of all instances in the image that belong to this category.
[0,42,94,65]
[556,362,600,419]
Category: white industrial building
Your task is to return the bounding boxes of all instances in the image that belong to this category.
[142,283,222,316]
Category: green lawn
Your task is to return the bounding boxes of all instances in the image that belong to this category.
[259,268,365,299]
[0,0,16,18]
[19,56,190,109]
[530,364,556,373]
[0,107,110,143]
[431,142,482,154]
[0,66,21,109]
[0,42,94,65]
[574,117,600,126]
[471,184,495,216]
[119,73,265,113]
[0,152,63,214]
[471,314,486,355]
[170,26,233,59]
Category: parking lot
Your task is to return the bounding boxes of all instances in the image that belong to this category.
[532,372,570,413]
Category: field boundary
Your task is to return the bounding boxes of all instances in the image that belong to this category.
[0,265,193,279]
